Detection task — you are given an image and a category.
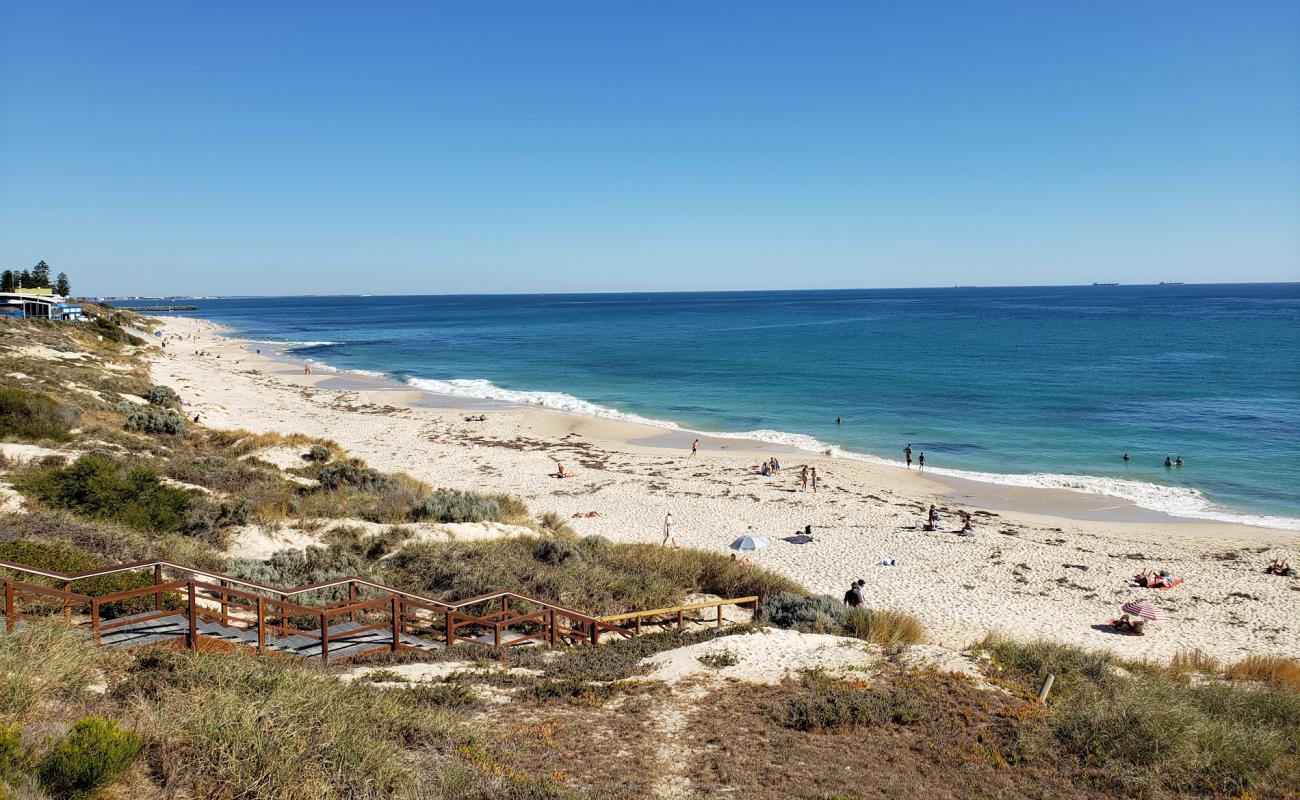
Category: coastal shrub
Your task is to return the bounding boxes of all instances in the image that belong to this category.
[537,510,574,535]
[409,489,502,523]
[840,607,927,647]
[1225,654,1300,689]
[143,384,180,408]
[315,461,396,493]
[178,498,251,549]
[163,454,284,494]
[698,649,741,669]
[0,722,23,781]
[384,537,802,616]
[760,593,847,633]
[771,672,924,732]
[506,625,753,682]
[303,444,332,463]
[533,536,582,565]
[39,716,142,798]
[14,453,194,532]
[0,508,149,564]
[124,405,187,435]
[225,546,368,605]
[0,387,79,442]
[980,635,1300,797]
[89,316,144,346]
[526,679,618,706]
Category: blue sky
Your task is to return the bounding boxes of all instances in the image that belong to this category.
[1,1,1297,296]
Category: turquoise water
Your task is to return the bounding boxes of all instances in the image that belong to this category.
[127,285,1300,529]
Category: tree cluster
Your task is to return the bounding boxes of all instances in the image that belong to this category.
[1,261,72,296]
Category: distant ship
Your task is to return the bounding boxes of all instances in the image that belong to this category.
[1158,281,1184,285]
[1092,282,1119,286]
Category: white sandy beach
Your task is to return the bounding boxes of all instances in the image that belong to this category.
[147,315,1300,662]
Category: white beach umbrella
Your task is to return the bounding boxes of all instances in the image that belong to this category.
[730,535,770,551]
[1121,600,1169,621]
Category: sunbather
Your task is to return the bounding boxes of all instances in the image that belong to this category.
[1109,614,1146,635]
[1266,559,1295,577]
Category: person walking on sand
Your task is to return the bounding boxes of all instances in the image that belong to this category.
[662,512,679,548]
[918,452,925,471]
[304,362,311,375]
[690,438,699,457]
[904,444,913,468]
[810,466,819,493]
[800,464,809,490]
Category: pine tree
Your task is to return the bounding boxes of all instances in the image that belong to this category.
[55,272,71,296]
[0,270,13,292]
[31,260,50,286]
[19,270,32,288]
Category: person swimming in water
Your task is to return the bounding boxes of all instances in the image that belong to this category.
[1164,456,1173,468]
[1122,453,1131,462]
[1174,456,1183,467]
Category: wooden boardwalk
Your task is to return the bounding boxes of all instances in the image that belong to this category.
[1,557,759,665]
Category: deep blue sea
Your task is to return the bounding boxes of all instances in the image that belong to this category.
[121,285,1300,529]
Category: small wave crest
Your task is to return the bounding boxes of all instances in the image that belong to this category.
[405,377,677,428]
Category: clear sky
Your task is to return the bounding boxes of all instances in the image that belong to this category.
[1,1,1297,296]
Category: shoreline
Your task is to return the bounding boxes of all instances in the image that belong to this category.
[148,314,1300,660]
[230,322,1293,532]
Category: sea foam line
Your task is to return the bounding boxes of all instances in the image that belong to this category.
[405,375,1300,531]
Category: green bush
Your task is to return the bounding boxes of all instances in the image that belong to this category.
[772,672,922,732]
[533,537,582,565]
[526,679,617,706]
[303,444,332,463]
[0,540,179,618]
[0,387,78,442]
[0,722,22,781]
[39,716,142,798]
[143,385,180,408]
[410,489,503,523]
[89,316,144,346]
[760,593,846,633]
[315,461,397,493]
[14,453,194,532]
[124,405,187,435]
[981,636,1300,796]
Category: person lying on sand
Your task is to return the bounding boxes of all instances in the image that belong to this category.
[1109,614,1146,635]
[1133,569,1179,588]
[552,463,572,479]
[730,553,750,564]
[1266,559,1295,577]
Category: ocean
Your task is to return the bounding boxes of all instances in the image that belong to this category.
[122,284,1300,530]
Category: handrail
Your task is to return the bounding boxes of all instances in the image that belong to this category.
[598,596,759,624]
[2,557,761,657]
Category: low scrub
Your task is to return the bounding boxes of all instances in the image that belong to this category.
[15,453,194,532]
[0,387,79,442]
[410,489,530,525]
[0,621,118,724]
[385,535,802,616]
[759,593,926,647]
[772,671,923,732]
[0,540,181,618]
[980,635,1300,797]
[316,461,398,493]
[124,405,187,435]
[143,384,180,408]
[39,715,142,799]
[1225,654,1300,689]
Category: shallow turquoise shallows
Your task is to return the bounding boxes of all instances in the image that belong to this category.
[128,284,1300,529]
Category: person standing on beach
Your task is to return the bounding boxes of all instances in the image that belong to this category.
[904,444,913,468]
[810,466,819,493]
[918,452,925,471]
[690,438,699,457]
[662,512,678,548]
[800,464,809,490]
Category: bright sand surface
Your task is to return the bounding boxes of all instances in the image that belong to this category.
[149,315,1300,662]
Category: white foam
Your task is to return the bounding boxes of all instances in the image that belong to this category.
[399,373,1300,532]
[406,377,676,428]
[249,339,338,351]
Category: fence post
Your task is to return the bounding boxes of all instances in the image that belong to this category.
[1038,674,1056,704]
[4,580,13,633]
[716,604,723,627]
[348,582,357,622]
[153,565,162,611]
[503,595,510,618]
[677,609,684,630]
[446,611,456,648]
[590,620,598,646]
[187,581,198,650]
[256,597,266,653]
[219,581,229,627]
[319,612,329,665]
[494,621,501,647]
[279,593,289,636]
[390,597,400,652]
[635,615,641,636]
[91,599,100,645]
[63,580,74,623]
[549,608,557,646]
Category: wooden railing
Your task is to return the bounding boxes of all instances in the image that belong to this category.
[0,557,756,664]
